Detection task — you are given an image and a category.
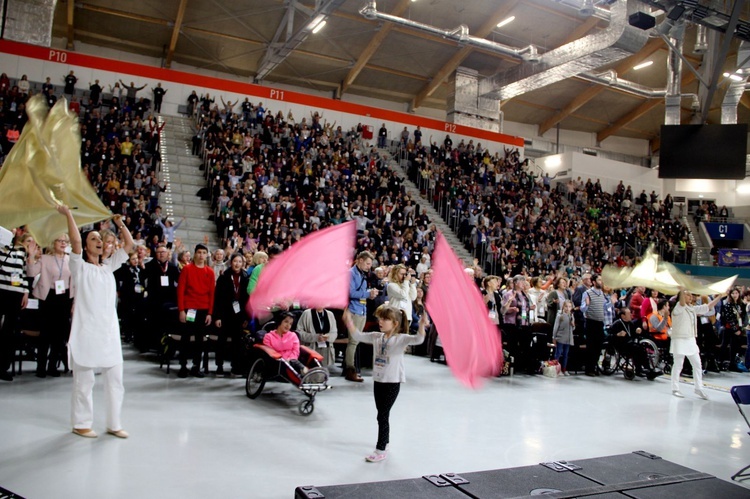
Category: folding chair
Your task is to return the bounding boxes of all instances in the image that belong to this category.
[730,385,750,481]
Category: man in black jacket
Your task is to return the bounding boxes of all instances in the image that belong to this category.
[213,253,250,376]
[142,244,180,352]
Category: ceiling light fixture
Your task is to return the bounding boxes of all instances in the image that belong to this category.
[496,16,515,29]
[312,20,327,34]
[724,72,744,82]
[633,60,653,70]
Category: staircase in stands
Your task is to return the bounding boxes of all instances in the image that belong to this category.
[157,115,220,254]
[387,152,475,266]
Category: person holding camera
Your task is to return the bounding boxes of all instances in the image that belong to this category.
[386,264,418,328]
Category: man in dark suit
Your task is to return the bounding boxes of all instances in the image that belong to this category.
[141,244,180,352]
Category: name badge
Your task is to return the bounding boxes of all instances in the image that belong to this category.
[186,309,197,322]
[54,279,66,295]
[489,310,497,321]
[134,284,144,294]
[10,274,22,286]
[160,275,169,287]
[374,355,388,371]
[317,341,327,349]
[26,298,39,309]
[232,301,240,314]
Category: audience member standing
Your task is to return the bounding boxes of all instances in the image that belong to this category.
[0,230,31,381]
[26,234,74,378]
[63,71,77,95]
[176,244,215,378]
[152,83,167,113]
[346,251,378,382]
[142,244,180,352]
[582,274,606,376]
[213,253,249,376]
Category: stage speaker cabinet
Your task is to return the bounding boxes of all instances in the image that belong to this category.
[629,11,656,30]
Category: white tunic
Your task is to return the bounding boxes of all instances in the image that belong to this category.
[670,303,709,357]
[68,248,128,368]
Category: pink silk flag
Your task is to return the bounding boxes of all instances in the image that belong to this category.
[248,221,356,316]
[425,232,504,388]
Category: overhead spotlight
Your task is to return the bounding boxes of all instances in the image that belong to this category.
[496,16,515,29]
[633,60,653,70]
[579,0,594,16]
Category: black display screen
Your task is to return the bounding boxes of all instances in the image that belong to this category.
[659,124,748,179]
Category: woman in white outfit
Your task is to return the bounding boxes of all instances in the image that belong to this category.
[58,205,134,438]
[670,289,723,400]
[386,264,417,326]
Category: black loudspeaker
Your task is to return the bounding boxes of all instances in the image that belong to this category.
[302,452,750,499]
[629,11,656,30]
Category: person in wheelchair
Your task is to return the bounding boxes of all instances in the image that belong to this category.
[262,311,310,376]
[609,307,658,377]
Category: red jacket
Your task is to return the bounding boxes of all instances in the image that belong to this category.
[177,263,216,314]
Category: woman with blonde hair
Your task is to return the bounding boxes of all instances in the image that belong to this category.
[386,264,417,326]
[343,305,429,463]
[27,234,74,377]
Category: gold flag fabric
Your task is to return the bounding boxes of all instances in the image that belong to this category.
[0,95,111,247]
[602,247,736,296]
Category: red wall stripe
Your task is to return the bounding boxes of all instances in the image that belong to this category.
[1,39,525,148]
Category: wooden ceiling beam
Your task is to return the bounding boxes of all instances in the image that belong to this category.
[74,29,164,53]
[536,37,664,136]
[77,3,170,26]
[411,0,521,110]
[340,0,412,95]
[66,0,75,49]
[596,72,696,142]
[165,0,189,69]
[596,100,662,143]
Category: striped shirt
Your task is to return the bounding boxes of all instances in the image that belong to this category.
[584,287,606,322]
[0,245,30,294]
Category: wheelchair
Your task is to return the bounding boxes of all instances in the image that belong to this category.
[244,328,330,416]
[601,336,662,381]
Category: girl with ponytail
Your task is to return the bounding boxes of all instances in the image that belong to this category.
[343,304,429,463]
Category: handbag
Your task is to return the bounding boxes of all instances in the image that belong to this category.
[542,360,560,378]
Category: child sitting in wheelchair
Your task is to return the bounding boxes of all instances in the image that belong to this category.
[262,311,312,376]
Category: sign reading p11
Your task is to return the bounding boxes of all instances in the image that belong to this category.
[704,222,744,241]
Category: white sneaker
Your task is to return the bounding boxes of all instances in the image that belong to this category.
[563,371,571,376]
[672,390,684,398]
[365,450,387,462]
[695,389,709,400]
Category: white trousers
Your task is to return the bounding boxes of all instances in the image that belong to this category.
[671,353,704,393]
[71,360,124,431]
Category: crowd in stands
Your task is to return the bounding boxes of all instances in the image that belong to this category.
[0,72,743,390]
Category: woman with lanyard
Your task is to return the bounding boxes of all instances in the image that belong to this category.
[57,204,134,438]
[212,253,250,376]
[671,289,723,399]
[342,305,429,463]
[27,234,74,378]
[297,307,338,367]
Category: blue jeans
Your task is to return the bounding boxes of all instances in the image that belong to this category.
[555,343,571,370]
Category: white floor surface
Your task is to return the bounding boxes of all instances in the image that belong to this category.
[1,347,750,498]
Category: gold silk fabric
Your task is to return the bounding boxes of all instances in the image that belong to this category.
[0,95,111,247]
[602,247,736,296]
